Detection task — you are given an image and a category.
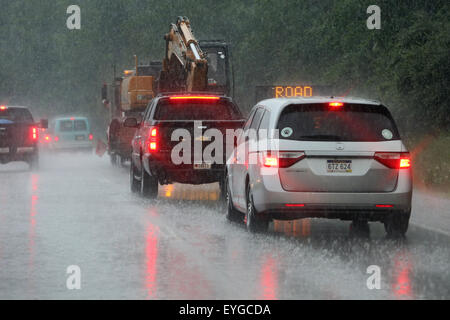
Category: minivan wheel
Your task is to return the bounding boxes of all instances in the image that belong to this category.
[225,175,242,222]
[130,160,140,193]
[141,165,158,198]
[384,211,410,237]
[245,185,269,233]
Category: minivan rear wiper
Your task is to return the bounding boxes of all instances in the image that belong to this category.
[297,135,343,141]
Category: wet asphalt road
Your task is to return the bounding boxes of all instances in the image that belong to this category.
[0,153,448,299]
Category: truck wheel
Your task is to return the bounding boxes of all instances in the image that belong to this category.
[110,154,118,166]
[384,211,410,238]
[28,154,39,171]
[130,160,140,193]
[120,156,127,167]
[225,175,242,222]
[141,165,158,199]
[245,184,269,233]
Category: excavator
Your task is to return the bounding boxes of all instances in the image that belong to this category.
[101,57,162,165]
[99,17,234,166]
[159,16,234,97]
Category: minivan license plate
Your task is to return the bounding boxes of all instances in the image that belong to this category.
[327,160,352,173]
[194,163,211,170]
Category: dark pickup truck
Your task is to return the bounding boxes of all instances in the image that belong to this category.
[126,94,245,198]
[0,106,47,170]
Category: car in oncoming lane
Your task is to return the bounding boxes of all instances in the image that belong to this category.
[0,105,48,170]
[225,97,413,236]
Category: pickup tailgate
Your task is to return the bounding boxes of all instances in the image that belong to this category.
[157,120,244,164]
[0,123,35,148]
[151,96,244,165]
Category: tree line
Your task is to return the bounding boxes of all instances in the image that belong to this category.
[0,0,448,135]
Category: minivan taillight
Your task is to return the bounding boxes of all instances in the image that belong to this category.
[147,127,158,152]
[374,152,411,169]
[262,151,305,168]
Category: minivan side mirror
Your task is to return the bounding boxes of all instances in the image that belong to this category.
[123,117,139,128]
[39,119,48,129]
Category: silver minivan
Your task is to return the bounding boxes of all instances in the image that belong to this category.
[225,97,412,236]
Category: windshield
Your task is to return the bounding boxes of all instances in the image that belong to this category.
[0,108,34,123]
[277,103,400,142]
[205,51,227,87]
[154,99,242,121]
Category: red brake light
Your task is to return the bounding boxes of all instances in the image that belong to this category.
[374,152,411,169]
[376,204,394,208]
[0,105,6,110]
[44,135,51,141]
[30,127,38,141]
[169,96,220,101]
[262,151,305,168]
[400,158,411,168]
[285,204,305,207]
[329,102,344,108]
[147,127,158,152]
[54,136,59,142]
[264,156,278,167]
[89,134,93,141]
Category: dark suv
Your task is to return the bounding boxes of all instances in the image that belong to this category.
[126,94,245,198]
[0,106,47,169]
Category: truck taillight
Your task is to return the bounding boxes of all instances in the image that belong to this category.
[374,152,411,169]
[147,127,158,152]
[30,127,38,141]
[261,151,306,168]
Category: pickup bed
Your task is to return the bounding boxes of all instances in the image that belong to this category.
[128,94,245,198]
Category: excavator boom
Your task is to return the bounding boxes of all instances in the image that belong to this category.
[160,17,208,92]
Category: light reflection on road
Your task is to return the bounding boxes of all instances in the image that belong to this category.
[145,223,159,299]
[259,254,278,300]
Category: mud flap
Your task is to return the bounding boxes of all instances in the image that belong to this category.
[95,139,107,157]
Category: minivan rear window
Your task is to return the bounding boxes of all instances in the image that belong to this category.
[74,120,87,131]
[154,99,242,121]
[277,103,400,142]
[59,120,73,132]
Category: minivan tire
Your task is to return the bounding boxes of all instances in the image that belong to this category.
[225,175,242,222]
[384,211,410,237]
[246,184,269,233]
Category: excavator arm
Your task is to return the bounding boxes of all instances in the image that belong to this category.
[159,17,208,92]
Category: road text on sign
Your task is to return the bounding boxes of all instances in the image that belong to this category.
[274,86,313,98]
